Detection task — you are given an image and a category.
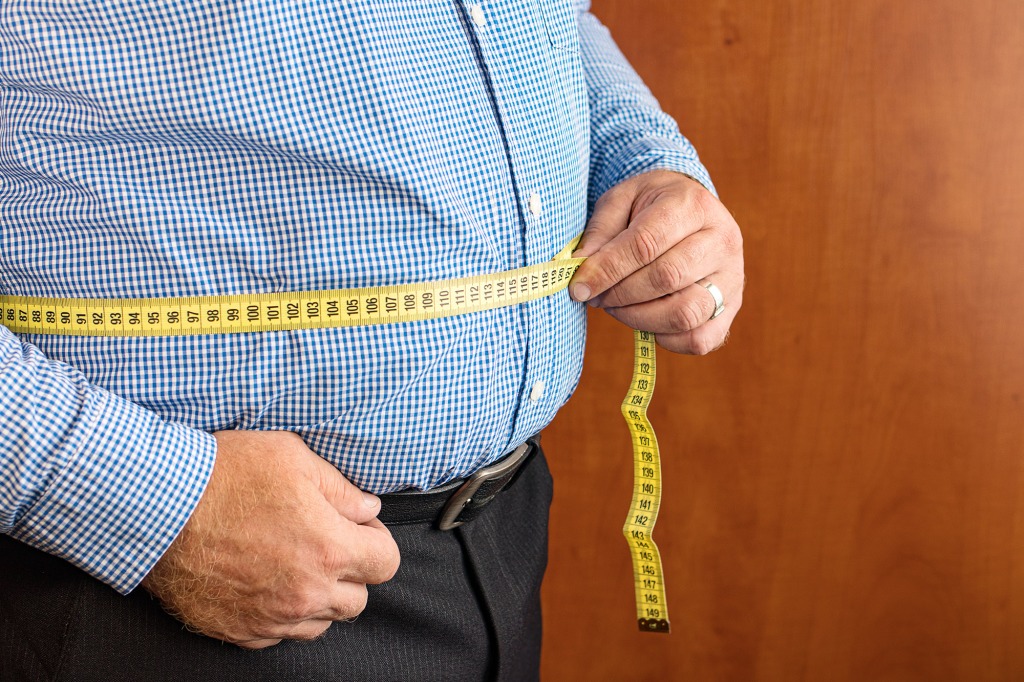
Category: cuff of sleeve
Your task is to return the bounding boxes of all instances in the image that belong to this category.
[591,137,719,206]
[10,389,216,594]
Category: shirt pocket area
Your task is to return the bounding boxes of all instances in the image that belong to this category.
[534,0,581,52]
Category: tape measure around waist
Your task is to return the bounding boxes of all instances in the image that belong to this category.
[0,239,671,633]
[0,248,584,337]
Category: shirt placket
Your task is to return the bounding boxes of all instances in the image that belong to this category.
[460,0,577,448]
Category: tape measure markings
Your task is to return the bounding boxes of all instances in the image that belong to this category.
[0,260,583,337]
[0,241,672,635]
[622,329,670,633]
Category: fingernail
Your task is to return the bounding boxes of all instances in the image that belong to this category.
[362,492,380,508]
[571,283,591,302]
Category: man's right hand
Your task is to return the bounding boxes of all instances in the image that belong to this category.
[141,430,400,649]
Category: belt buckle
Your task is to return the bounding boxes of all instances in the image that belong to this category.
[437,441,534,531]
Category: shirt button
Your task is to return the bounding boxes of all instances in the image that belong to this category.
[528,192,542,217]
[529,380,546,402]
[469,5,486,27]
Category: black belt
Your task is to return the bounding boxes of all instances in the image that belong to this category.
[378,436,540,530]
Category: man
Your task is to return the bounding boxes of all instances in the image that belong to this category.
[0,1,743,680]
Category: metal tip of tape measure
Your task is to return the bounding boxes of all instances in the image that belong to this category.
[638,618,671,634]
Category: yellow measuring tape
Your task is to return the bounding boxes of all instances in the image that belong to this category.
[622,329,670,633]
[0,241,671,633]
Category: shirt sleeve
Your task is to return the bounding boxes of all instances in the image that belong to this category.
[575,1,718,207]
[0,325,216,594]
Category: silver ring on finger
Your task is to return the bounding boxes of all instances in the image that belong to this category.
[698,279,726,321]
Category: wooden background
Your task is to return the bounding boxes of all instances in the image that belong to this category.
[541,1,1024,679]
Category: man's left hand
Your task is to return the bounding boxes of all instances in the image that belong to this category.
[569,170,744,355]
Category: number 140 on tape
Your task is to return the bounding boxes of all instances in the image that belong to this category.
[622,330,670,633]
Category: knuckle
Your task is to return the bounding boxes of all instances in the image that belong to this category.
[720,222,744,254]
[590,186,630,224]
[603,181,632,205]
[678,239,707,271]
[666,192,703,232]
[670,300,708,333]
[586,212,614,237]
[366,538,401,583]
[691,185,716,223]
[651,258,687,293]
[320,539,347,572]
[292,620,332,642]
[338,586,370,620]
[629,228,662,266]
[299,588,329,619]
[280,591,319,623]
[690,331,722,356]
[269,577,325,622]
[650,202,675,228]
[245,620,288,642]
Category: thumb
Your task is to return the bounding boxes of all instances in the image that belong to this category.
[306,450,382,525]
[572,182,636,259]
[570,182,637,303]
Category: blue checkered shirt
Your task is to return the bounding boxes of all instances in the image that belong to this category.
[0,0,713,593]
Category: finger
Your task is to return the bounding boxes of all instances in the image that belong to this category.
[651,304,739,356]
[245,577,369,637]
[326,517,401,585]
[233,618,332,648]
[604,271,742,335]
[308,453,382,525]
[571,183,637,258]
[236,638,284,650]
[591,229,725,309]
[571,198,704,304]
[284,619,335,641]
[307,580,371,622]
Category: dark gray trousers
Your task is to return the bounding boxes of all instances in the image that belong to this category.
[0,450,552,682]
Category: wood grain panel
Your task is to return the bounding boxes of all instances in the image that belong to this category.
[541,1,1024,679]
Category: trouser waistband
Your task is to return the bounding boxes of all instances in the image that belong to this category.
[378,436,540,529]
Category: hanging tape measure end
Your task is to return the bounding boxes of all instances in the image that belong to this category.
[637,618,671,634]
